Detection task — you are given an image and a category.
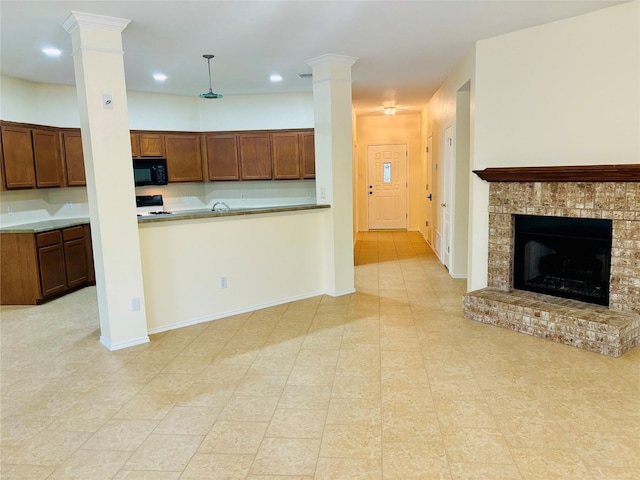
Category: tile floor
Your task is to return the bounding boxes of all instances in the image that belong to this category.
[1,231,638,479]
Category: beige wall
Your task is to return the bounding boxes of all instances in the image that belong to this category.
[354,114,423,232]
[422,48,476,275]
[469,1,639,290]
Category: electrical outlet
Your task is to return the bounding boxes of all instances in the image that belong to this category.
[241,193,245,201]
[7,205,13,215]
[181,195,187,202]
[320,187,326,199]
[65,201,72,209]
[220,277,227,289]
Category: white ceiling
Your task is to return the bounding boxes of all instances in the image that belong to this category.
[0,0,625,115]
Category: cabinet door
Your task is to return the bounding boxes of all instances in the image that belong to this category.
[32,129,63,188]
[130,133,140,157]
[64,237,88,288]
[83,224,95,284]
[165,134,203,182]
[204,134,239,181]
[239,133,272,180]
[139,133,165,157]
[62,130,86,186]
[37,231,67,297]
[300,131,315,179]
[1,125,36,189]
[272,133,301,180]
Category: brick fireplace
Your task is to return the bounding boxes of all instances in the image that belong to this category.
[463,165,640,357]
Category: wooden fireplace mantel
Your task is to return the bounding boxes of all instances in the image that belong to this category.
[473,164,640,182]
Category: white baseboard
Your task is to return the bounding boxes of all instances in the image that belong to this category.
[325,288,356,297]
[100,335,150,351]
[450,273,468,280]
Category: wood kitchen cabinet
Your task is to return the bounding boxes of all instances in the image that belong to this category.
[164,133,203,182]
[1,124,37,189]
[299,131,315,179]
[32,129,63,187]
[1,224,94,305]
[62,129,86,186]
[131,132,165,157]
[202,133,240,181]
[272,132,301,180]
[0,123,64,189]
[239,133,272,180]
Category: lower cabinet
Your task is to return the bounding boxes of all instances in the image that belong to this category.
[1,224,94,305]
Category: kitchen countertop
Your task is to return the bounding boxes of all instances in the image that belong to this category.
[137,204,330,224]
[0,218,91,234]
[0,204,331,233]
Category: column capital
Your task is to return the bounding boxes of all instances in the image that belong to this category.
[305,54,358,69]
[62,11,130,34]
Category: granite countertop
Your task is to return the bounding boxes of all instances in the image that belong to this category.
[0,204,331,233]
[0,218,91,234]
[137,204,330,224]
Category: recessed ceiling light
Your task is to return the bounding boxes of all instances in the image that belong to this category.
[152,73,168,82]
[42,47,62,57]
[270,74,283,82]
[384,107,397,115]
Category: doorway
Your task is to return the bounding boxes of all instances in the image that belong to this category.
[367,144,407,230]
[442,126,453,269]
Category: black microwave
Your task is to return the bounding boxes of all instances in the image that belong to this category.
[133,159,168,186]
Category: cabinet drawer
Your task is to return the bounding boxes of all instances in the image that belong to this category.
[36,230,62,247]
[62,226,84,241]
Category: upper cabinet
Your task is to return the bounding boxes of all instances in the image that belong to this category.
[131,132,164,158]
[32,129,63,188]
[61,130,86,186]
[1,125,37,189]
[299,131,315,179]
[239,133,272,180]
[1,123,63,189]
[164,133,203,182]
[272,133,301,180]
[203,133,240,181]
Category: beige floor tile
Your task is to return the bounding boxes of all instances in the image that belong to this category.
[326,397,381,425]
[250,437,321,476]
[46,449,131,480]
[178,452,255,479]
[435,400,498,430]
[448,462,523,479]
[442,428,514,464]
[287,365,336,386]
[0,415,55,446]
[266,408,327,438]
[175,382,234,408]
[248,355,297,375]
[589,466,640,480]
[0,463,55,479]
[382,441,451,479]
[82,419,158,451]
[315,456,382,479]
[199,421,268,454]
[0,428,92,467]
[278,384,332,410]
[113,393,178,420]
[153,405,219,435]
[511,447,594,480]
[113,472,181,480]
[320,423,381,459]
[137,373,196,396]
[382,412,442,443]
[122,433,203,471]
[234,374,288,396]
[218,395,280,422]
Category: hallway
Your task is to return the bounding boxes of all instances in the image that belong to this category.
[1,231,638,479]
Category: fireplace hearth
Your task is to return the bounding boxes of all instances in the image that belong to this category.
[462,166,640,357]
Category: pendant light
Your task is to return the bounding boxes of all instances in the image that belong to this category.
[199,54,223,99]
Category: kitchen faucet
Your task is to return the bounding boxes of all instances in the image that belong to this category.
[212,201,230,212]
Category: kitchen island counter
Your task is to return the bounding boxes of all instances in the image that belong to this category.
[137,203,330,224]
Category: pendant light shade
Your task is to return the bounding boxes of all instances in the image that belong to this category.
[199,54,223,99]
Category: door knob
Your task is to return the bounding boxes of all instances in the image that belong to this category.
[427,194,432,201]
[369,191,373,195]
[369,185,373,189]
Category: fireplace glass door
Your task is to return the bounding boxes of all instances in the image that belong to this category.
[513,215,613,306]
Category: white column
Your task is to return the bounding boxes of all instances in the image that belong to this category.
[305,54,358,296]
[63,12,149,350]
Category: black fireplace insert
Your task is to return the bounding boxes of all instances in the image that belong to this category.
[513,215,613,306]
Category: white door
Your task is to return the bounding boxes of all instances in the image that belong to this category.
[442,126,453,269]
[367,144,407,230]
[425,135,434,246]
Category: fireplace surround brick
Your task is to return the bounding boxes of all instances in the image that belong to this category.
[463,179,640,357]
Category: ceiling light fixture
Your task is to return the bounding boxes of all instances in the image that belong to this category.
[199,54,223,99]
[152,73,167,82]
[270,74,283,82]
[42,47,62,57]
[384,107,397,116]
